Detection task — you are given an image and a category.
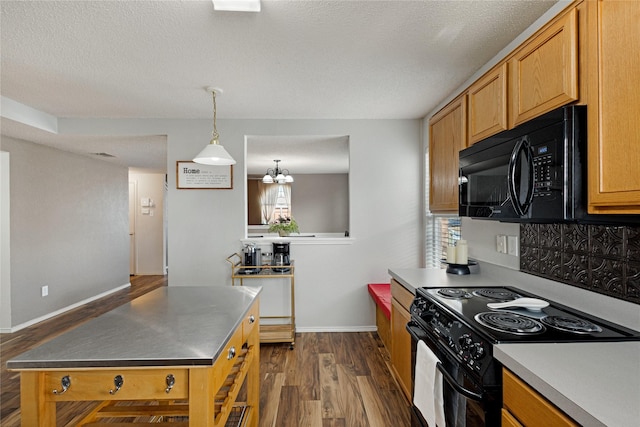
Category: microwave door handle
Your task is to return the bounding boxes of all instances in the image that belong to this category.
[520,138,535,214]
[508,137,534,216]
[508,139,526,216]
[436,362,483,402]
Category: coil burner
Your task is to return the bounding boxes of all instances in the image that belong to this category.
[541,315,603,334]
[473,288,521,301]
[474,312,545,335]
[437,288,473,299]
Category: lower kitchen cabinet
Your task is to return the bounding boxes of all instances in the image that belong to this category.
[390,279,413,401]
[502,368,578,427]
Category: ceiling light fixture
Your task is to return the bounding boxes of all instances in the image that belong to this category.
[262,160,293,184]
[212,0,261,12]
[193,87,236,166]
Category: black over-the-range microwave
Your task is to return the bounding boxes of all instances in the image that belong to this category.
[458,105,638,224]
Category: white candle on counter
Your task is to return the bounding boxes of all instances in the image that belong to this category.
[456,239,468,265]
[446,245,456,264]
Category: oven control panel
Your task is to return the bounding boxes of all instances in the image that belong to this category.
[411,298,491,375]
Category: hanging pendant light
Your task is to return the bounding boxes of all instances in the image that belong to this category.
[193,87,236,165]
[262,160,294,184]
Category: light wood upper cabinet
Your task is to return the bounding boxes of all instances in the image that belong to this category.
[468,63,508,144]
[587,0,640,214]
[509,8,579,128]
[429,94,467,213]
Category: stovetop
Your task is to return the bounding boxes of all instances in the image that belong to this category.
[415,286,640,344]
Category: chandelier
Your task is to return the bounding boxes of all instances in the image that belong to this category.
[262,160,294,184]
[193,86,236,165]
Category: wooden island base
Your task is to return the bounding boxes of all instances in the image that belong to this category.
[20,344,257,426]
[9,287,261,427]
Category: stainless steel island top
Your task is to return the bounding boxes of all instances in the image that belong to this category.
[6,285,261,370]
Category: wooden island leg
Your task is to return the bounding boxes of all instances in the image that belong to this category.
[20,371,56,426]
[189,367,215,426]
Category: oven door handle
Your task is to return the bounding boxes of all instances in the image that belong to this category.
[436,362,484,402]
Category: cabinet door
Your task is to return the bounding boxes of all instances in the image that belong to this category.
[391,297,412,401]
[587,0,640,213]
[468,63,508,144]
[502,409,524,427]
[509,8,578,127]
[429,94,467,213]
[503,369,578,427]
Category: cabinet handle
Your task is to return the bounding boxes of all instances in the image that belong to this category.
[227,346,236,360]
[165,374,175,394]
[248,314,255,324]
[52,375,71,395]
[109,375,124,395]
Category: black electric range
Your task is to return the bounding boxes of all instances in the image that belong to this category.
[417,286,640,344]
[407,286,640,427]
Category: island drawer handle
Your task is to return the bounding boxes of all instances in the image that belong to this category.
[52,375,71,395]
[248,315,256,324]
[165,374,175,394]
[228,346,236,360]
[109,375,124,395]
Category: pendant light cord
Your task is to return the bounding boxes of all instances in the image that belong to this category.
[211,90,219,142]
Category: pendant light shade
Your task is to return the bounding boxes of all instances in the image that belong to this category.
[193,141,236,165]
[193,87,236,166]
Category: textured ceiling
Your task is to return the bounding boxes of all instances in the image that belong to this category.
[0,0,559,171]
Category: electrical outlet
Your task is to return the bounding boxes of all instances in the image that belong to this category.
[496,235,507,254]
[41,285,49,297]
[507,235,519,256]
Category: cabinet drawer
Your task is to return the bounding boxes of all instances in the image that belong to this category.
[44,368,189,401]
[503,369,577,427]
[213,322,244,391]
[243,299,259,343]
[391,279,413,312]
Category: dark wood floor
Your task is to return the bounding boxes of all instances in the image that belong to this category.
[260,333,411,427]
[0,276,411,426]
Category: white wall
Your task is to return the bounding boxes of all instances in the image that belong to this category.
[462,217,520,269]
[166,118,422,330]
[129,171,166,275]
[2,118,421,331]
[292,173,349,234]
[0,152,11,330]
[1,136,130,329]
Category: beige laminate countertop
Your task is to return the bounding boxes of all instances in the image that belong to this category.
[388,266,499,293]
[388,267,640,427]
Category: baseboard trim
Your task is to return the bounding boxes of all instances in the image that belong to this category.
[296,326,377,333]
[2,282,131,333]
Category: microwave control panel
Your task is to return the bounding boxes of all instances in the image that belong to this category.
[532,144,558,196]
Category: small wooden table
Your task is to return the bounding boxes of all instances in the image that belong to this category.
[6,286,261,427]
[227,254,296,348]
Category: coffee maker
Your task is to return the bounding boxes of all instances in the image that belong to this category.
[242,243,262,274]
[271,242,290,272]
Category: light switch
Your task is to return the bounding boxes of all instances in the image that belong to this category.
[507,235,519,256]
[496,235,507,254]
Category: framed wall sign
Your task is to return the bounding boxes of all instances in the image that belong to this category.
[176,161,233,189]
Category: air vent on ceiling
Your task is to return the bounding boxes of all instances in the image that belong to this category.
[91,152,116,158]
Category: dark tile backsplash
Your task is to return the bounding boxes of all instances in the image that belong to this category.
[520,223,640,304]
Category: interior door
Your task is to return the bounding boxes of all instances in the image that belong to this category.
[129,181,137,275]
